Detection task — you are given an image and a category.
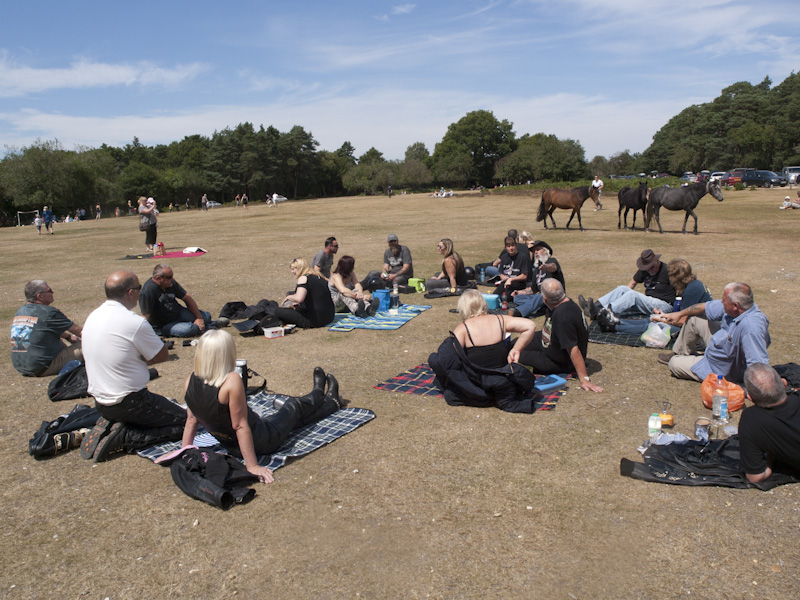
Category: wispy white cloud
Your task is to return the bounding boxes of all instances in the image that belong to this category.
[392,4,416,15]
[0,53,208,97]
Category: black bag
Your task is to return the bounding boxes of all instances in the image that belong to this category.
[139,215,150,231]
[47,363,91,401]
[29,404,100,458]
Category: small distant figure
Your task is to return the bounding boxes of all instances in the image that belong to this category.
[201,193,208,212]
[235,194,241,207]
[42,206,54,234]
[591,175,604,210]
[185,198,191,211]
[388,185,392,198]
[34,215,43,234]
[780,194,800,210]
[115,207,120,218]
[127,199,135,216]
[95,204,102,220]
[168,203,174,213]
[242,193,248,210]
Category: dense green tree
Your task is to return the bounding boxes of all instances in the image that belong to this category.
[404,142,430,164]
[118,161,168,202]
[399,157,433,190]
[432,110,516,187]
[358,147,385,165]
[494,134,588,183]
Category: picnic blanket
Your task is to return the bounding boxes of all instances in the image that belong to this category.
[588,319,676,349]
[374,363,564,411]
[137,390,374,470]
[120,250,206,260]
[329,304,431,332]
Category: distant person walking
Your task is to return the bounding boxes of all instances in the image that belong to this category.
[242,193,248,210]
[42,206,54,235]
[201,193,208,212]
[591,175,604,210]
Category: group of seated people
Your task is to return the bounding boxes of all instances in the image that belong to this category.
[11,221,796,484]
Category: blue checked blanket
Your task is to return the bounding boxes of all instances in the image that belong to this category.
[328,304,431,332]
[137,390,375,470]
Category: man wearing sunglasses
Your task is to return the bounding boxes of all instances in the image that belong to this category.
[11,280,83,377]
[81,271,186,461]
[139,263,222,337]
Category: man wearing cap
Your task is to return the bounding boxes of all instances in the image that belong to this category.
[579,249,676,319]
[10,280,83,377]
[509,240,564,318]
[362,234,414,290]
[139,264,223,337]
[658,282,770,384]
[312,236,339,280]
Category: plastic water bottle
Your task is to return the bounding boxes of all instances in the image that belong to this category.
[673,296,682,312]
[480,267,485,283]
[648,412,662,437]
[712,375,729,423]
[389,281,400,314]
[501,291,508,311]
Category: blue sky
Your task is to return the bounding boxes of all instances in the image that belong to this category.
[1,1,798,161]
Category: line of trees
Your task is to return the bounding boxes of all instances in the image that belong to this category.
[2,73,799,224]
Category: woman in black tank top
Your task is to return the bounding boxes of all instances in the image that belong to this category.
[453,290,535,368]
[181,330,343,484]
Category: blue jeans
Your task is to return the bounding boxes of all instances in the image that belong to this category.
[597,285,671,316]
[159,308,211,337]
[512,293,544,317]
[616,318,678,336]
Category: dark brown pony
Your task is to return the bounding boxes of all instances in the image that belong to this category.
[536,186,600,231]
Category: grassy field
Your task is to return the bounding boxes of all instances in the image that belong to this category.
[1,187,798,599]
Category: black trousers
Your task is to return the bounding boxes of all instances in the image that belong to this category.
[96,387,185,449]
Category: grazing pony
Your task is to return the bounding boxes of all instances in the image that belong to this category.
[617,181,649,231]
[536,186,600,231]
[646,181,724,234]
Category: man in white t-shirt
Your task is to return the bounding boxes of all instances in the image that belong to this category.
[81,270,185,462]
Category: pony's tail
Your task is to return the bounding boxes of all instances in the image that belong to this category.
[536,197,546,222]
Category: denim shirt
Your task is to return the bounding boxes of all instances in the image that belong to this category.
[691,300,771,382]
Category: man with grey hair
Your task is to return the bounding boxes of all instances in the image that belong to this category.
[518,279,602,393]
[10,280,83,377]
[738,363,800,483]
[659,282,770,383]
[81,270,185,462]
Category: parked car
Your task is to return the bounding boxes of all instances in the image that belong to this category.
[740,170,788,188]
[679,173,698,183]
[781,166,800,184]
[709,171,725,183]
[721,168,755,186]
[207,201,222,208]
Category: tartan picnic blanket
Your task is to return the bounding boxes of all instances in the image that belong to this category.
[587,319,676,349]
[328,304,431,332]
[374,363,564,411]
[137,390,374,470]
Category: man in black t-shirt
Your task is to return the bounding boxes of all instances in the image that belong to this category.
[510,240,565,317]
[519,280,603,393]
[739,363,800,483]
[491,236,531,296]
[139,264,220,337]
[579,249,676,319]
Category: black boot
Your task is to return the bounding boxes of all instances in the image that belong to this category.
[298,374,343,427]
[590,300,603,320]
[313,366,326,392]
[355,299,369,318]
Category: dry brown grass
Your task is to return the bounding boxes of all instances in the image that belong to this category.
[1,187,799,599]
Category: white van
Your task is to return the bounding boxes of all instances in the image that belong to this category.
[781,166,800,184]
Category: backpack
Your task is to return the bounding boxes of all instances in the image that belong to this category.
[47,363,91,402]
